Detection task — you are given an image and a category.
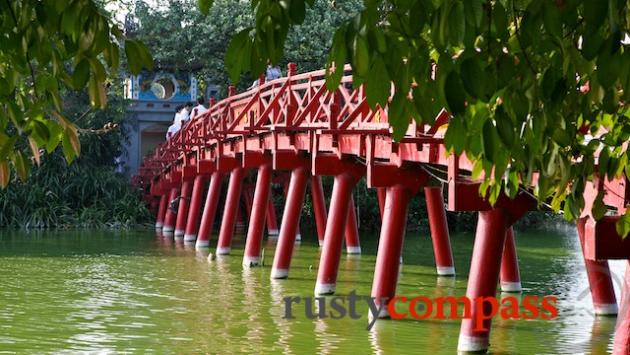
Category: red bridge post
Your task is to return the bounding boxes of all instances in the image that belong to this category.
[155,193,168,230]
[458,209,510,351]
[243,163,272,267]
[266,196,279,236]
[370,184,414,319]
[344,196,361,254]
[577,217,618,315]
[376,187,386,220]
[310,176,327,246]
[162,187,180,235]
[456,189,533,352]
[174,180,193,238]
[424,186,455,276]
[184,175,207,242]
[613,262,630,354]
[500,227,522,292]
[270,165,310,278]
[196,171,222,249]
[216,167,245,255]
[314,171,360,294]
[282,179,302,241]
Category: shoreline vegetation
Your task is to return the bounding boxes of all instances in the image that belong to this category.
[0,156,152,229]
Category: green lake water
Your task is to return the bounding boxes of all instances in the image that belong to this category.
[0,225,625,354]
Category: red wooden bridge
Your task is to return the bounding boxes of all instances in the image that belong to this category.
[134,64,630,353]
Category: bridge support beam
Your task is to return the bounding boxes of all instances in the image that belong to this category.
[613,262,630,354]
[216,167,245,255]
[243,185,254,219]
[310,176,327,246]
[457,209,509,352]
[500,227,522,292]
[369,184,413,319]
[243,163,272,267]
[266,196,279,236]
[174,180,193,238]
[455,188,534,353]
[282,180,302,241]
[424,186,455,276]
[577,217,618,315]
[196,171,222,249]
[344,197,361,254]
[314,172,359,294]
[184,175,207,242]
[163,187,180,235]
[376,187,386,220]
[270,165,309,278]
[155,193,168,230]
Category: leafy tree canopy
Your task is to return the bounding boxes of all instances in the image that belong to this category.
[209,0,630,234]
[2,0,630,235]
[0,0,152,187]
[131,0,361,92]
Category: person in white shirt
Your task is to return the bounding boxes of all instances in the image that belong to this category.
[179,102,193,125]
[190,97,208,120]
[166,105,184,140]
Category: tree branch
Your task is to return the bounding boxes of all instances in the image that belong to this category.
[4,0,39,97]
[511,0,536,75]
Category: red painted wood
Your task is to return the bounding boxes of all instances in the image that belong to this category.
[243,163,272,267]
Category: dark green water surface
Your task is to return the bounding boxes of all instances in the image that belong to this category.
[0,226,625,354]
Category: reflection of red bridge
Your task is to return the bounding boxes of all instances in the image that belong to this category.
[134,64,630,353]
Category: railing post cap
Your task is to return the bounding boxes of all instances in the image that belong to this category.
[288,63,297,75]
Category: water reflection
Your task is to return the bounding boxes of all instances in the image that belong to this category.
[0,228,621,353]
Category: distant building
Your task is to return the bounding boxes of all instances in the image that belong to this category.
[121,70,218,176]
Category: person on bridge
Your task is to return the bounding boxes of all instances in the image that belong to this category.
[266,64,281,81]
[248,63,283,90]
[166,105,185,140]
[189,97,208,120]
[180,101,193,124]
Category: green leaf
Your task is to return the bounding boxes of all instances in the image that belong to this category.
[66,125,81,157]
[616,212,630,238]
[496,55,516,90]
[542,1,561,37]
[44,121,63,154]
[493,2,508,39]
[444,114,466,154]
[225,29,252,83]
[88,76,107,109]
[198,0,214,16]
[10,151,28,181]
[365,56,390,108]
[447,2,465,46]
[597,48,622,89]
[592,192,607,220]
[598,147,610,175]
[0,136,17,161]
[464,0,483,29]
[289,0,306,23]
[72,59,90,89]
[495,107,515,149]
[582,30,604,61]
[62,127,79,164]
[326,26,348,90]
[482,119,500,162]
[583,0,607,31]
[352,36,369,77]
[460,56,484,98]
[504,168,519,199]
[125,39,153,75]
[388,93,408,141]
[444,70,466,115]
